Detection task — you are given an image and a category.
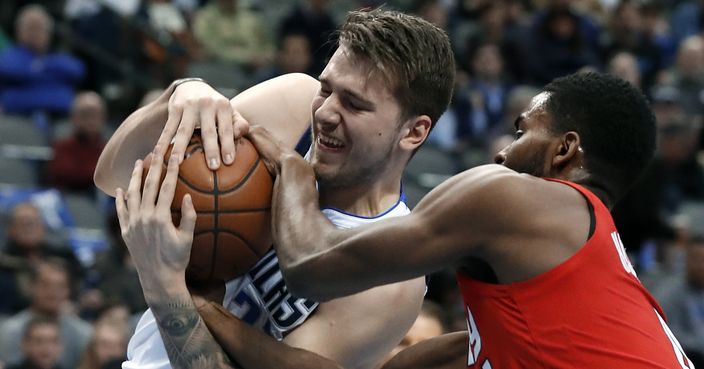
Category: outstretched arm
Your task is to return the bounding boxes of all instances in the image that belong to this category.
[116,152,236,368]
[95,73,319,196]
[249,128,524,301]
[381,332,468,369]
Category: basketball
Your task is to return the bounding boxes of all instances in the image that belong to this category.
[143,132,274,282]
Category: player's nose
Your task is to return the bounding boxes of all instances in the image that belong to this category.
[314,96,342,128]
[494,148,507,165]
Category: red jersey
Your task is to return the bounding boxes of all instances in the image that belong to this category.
[456,179,694,369]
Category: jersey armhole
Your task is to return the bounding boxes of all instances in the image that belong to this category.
[587,199,596,239]
[294,127,311,156]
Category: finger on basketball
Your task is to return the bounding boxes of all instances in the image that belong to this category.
[171,106,198,164]
[216,100,235,165]
[115,188,128,231]
[156,154,180,212]
[199,103,221,170]
[156,102,182,157]
[141,147,164,211]
[126,160,144,223]
[247,126,280,174]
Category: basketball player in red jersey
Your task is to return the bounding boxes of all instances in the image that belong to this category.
[231,71,696,368]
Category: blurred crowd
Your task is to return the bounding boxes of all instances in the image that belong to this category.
[0,0,703,368]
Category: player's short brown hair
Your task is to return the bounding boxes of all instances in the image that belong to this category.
[338,9,455,128]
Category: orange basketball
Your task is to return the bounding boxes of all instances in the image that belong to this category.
[143,132,273,282]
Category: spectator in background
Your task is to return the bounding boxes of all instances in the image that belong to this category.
[0,5,85,116]
[6,316,64,369]
[255,32,314,82]
[413,0,449,29]
[279,0,337,75]
[669,35,704,115]
[64,0,140,92]
[47,91,107,195]
[527,2,602,84]
[654,235,704,367]
[89,214,146,316]
[76,320,127,369]
[607,51,641,89]
[138,0,197,83]
[454,42,511,149]
[670,0,704,44]
[193,0,274,72]
[602,0,664,90]
[459,1,530,83]
[612,85,701,259]
[0,260,92,369]
[2,203,83,292]
[640,1,677,68]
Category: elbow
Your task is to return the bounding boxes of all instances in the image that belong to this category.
[93,162,114,197]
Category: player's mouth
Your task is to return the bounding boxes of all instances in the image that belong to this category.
[316,134,346,152]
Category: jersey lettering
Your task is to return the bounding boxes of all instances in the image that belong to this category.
[230,249,319,339]
[465,305,492,368]
[611,232,638,278]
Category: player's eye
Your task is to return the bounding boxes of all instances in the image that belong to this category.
[515,130,524,139]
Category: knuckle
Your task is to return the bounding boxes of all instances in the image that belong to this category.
[170,102,185,112]
[215,98,231,109]
[197,96,215,107]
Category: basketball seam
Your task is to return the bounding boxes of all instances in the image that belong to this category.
[218,157,264,194]
[171,208,271,214]
[192,229,264,257]
[175,157,263,194]
[211,170,219,281]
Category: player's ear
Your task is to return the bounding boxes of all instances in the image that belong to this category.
[552,131,581,168]
[399,115,432,152]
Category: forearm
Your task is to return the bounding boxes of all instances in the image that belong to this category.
[145,283,237,369]
[197,301,343,369]
[94,82,175,196]
[272,154,340,295]
[381,332,468,369]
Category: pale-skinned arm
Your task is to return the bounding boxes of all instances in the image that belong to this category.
[95,73,319,197]
[282,278,426,369]
[197,298,468,369]
[116,151,235,368]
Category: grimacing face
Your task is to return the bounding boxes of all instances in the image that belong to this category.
[494,92,558,177]
[309,46,406,190]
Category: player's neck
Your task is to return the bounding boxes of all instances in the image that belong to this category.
[318,179,402,217]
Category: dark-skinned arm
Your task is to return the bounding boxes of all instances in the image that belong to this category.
[197,298,467,369]
[381,332,468,369]
[252,127,521,301]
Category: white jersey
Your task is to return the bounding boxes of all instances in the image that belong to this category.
[123,196,410,369]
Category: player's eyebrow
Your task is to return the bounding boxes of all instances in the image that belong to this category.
[319,76,375,110]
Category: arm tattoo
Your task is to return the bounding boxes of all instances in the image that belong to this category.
[150,298,239,369]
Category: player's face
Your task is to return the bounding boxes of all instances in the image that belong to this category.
[494,92,558,177]
[309,46,404,189]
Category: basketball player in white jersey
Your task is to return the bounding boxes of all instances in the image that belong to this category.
[93,9,455,369]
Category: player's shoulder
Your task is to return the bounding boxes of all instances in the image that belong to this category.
[452,164,582,207]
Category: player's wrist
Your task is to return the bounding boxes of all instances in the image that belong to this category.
[171,77,207,95]
[139,272,189,300]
